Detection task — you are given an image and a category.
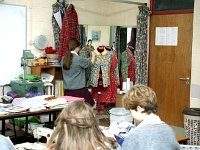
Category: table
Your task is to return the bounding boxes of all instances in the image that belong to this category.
[0,107,63,136]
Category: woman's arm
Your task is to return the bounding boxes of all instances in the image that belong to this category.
[90,51,96,64]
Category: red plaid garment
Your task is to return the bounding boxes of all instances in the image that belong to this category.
[58,4,79,61]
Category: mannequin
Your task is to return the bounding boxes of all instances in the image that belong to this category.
[90,46,119,113]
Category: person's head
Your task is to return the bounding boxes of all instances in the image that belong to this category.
[63,38,81,70]
[48,101,117,150]
[122,84,157,123]
[87,39,92,46]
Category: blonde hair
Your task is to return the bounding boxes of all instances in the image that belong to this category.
[47,101,117,150]
[122,84,157,114]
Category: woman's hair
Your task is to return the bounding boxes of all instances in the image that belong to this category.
[63,38,80,70]
[47,101,117,150]
[87,39,92,44]
[122,84,157,114]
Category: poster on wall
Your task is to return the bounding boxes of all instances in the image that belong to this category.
[155,27,178,46]
[92,31,101,41]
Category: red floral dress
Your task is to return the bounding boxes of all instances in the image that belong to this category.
[127,49,135,84]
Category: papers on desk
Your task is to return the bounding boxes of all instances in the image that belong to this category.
[45,97,68,108]
[4,105,29,113]
[11,95,68,110]
[15,142,46,150]
[0,95,70,114]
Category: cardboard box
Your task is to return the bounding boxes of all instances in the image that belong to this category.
[116,94,124,107]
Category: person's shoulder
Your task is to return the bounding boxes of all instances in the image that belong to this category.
[0,135,15,150]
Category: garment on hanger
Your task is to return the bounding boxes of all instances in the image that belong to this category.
[79,47,92,83]
[92,51,119,103]
[89,48,113,88]
[121,48,135,83]
[58,4,79,61]
[52,1,68,51]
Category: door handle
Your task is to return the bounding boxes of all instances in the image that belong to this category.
[179,77,190,81]
[179,77,190,85]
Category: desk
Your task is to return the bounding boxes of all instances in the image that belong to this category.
[0,107,63,136]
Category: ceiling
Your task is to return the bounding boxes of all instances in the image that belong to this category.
[70,0,148,16]
[68,0,148,5]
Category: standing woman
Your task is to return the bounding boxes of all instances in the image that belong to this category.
[61,38,95,106]
[86,39,95,51]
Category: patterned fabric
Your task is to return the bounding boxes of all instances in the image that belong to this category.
[79,47,92,83]
[89,49,113,87]
[58,4,79,61]
[92,51,119,103]
[115,26,121,68]
[86,45,95,52]
[79,25,87,48]
[135,5,150,85]
[52,2,68,51]
[79,47,91,59]
[121,48,135,83]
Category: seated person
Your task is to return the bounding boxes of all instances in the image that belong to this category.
[121,84,180,150]
[47,101,118,150]
[0,135,15,150]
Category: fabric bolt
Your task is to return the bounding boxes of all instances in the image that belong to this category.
[52,2,68,51]
[121,48,135,83]
[92,51,119,103]
[58,4,79,62]
[89,49,113,88]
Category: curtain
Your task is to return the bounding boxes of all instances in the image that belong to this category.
[130,28,137,51]
[135,5,150,85]
[79,25,87,48]
[115,26,127,69]
[115,26,121,68]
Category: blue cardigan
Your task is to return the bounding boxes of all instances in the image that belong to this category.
[121,123,181,150]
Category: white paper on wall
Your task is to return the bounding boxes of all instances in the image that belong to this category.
[155,27,178,46]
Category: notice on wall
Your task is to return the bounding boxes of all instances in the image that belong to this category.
[155,27,178,46]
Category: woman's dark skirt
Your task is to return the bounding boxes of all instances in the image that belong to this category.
[64,87,95,106]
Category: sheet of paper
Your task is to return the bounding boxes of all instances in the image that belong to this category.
[53,11,62,29]
[155,27,178,46]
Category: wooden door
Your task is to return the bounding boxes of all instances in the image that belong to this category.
[149,14,193,127]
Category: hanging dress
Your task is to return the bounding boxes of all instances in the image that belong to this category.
[52,2,68,51]
[58,4,79,61]
[121,48,135,83]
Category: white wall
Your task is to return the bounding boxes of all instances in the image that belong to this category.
[190,0,200,108]
[72,0,139,27]
[1,0,199,109]
[87,25,110,49]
